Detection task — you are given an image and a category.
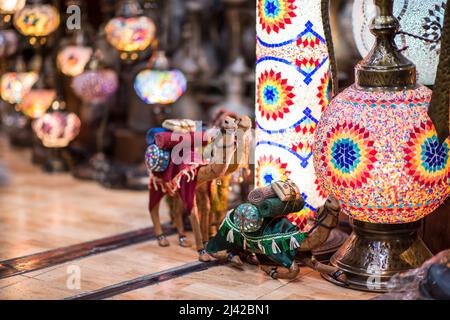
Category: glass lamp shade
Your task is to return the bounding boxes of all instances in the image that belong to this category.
[313,85,450,224]
[13,3,60,37]
[17,89,56,119]
[0,0,25,14]
[0,30,18,57]
[0,71,38,104]
[32,111,81,148]
[104,16,155,53]
[134,69,187,105]
[71,69,118,104]
[56,46,93,77]
[352,0,447,85]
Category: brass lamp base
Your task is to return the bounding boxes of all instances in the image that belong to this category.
[322,219,432,293]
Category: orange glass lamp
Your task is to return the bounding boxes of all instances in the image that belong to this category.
[104,0,156,61]
[56,45,93,77]
[13,1,60,46]
[0,71,38,104]
[17,88,55,118]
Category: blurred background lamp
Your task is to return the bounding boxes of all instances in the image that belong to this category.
[13,3,60,38]
[17,89,56,118]
[71,69,118,104]
[56,45,93,77]
[0,71,38,104]
[134,69,186,105]
[32,110,81,148]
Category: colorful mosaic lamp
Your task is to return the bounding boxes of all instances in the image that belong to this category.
[13,0,60,47]
[255,0,335,232]
[0,71,38,104]
[352,0,447,85]
[56,45,93,77]
[313,0,449,291]
[104,0,156,61]
[134,50,187,105]
[16,88,55,119]
[72,68,118,105]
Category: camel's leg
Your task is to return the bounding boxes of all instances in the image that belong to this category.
[172,194,192,248]
[150,201,169,247]
[196,187,211,244]
[189,204,211,262]
[299,256,347,284]
[260,262,299,280]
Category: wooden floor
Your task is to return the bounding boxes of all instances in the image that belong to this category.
[0,136,377,300]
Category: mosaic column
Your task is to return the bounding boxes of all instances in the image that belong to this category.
[255,0,334,231]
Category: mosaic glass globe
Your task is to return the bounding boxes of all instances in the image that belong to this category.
[32,111,81,148]
[134,69,187,105]
[0,0,25,14]
[0,71,38,104]
[13,3,60,37]
[56,46,93,77]
[352,0,447,85]
[0,30,18,57]
[17,89,56,119]
[314,85,450,224]
[104,16,155,53]
[145,144,170,173]
[71,69,118,104]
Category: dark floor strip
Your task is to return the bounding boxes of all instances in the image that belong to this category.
[0,223,175,279]
[66,260,225,300]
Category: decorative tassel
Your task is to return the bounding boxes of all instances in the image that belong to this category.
[271,239,280,254]
[226,229,234,243]
[290,236,300,250]
[258,240,265,254]
[243,238,247,250]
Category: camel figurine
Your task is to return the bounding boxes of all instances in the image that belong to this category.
[258,196,345,281]
[149,115,252,262]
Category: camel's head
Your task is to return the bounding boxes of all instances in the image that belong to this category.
[220,116,238,132]
[237,115,252,132]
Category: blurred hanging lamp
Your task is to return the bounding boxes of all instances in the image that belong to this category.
[313,0,449,292]
[104,0,156,62]
[32,99,81,172]
[0,0,25,25]
[13,0,60,47]
[0,70,38,105]
[71,50,119,105]
[352,0,447,85]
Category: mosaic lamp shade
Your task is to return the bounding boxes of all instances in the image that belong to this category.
[104,16,155,56]
[13,3,60,37]
[71,69,119,104]
[56,46,93,77]
[314,2,450,224]
[255,0,334,232]
[32,111,81,148]
[0,71,38,104]
[16,89,56,119]
[134,69,187,105]
[352,0,447,85]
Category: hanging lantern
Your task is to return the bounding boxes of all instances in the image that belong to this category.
[134,69,186,105]
[0,71,38,104]
[105,16,155,54]
[17,89,56,118]
[13,3,60,46]
[314,0,447,291]
[32,111,81,148]
[352,0,447,85]
[71,69,118,104]
[56,45,93,77]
